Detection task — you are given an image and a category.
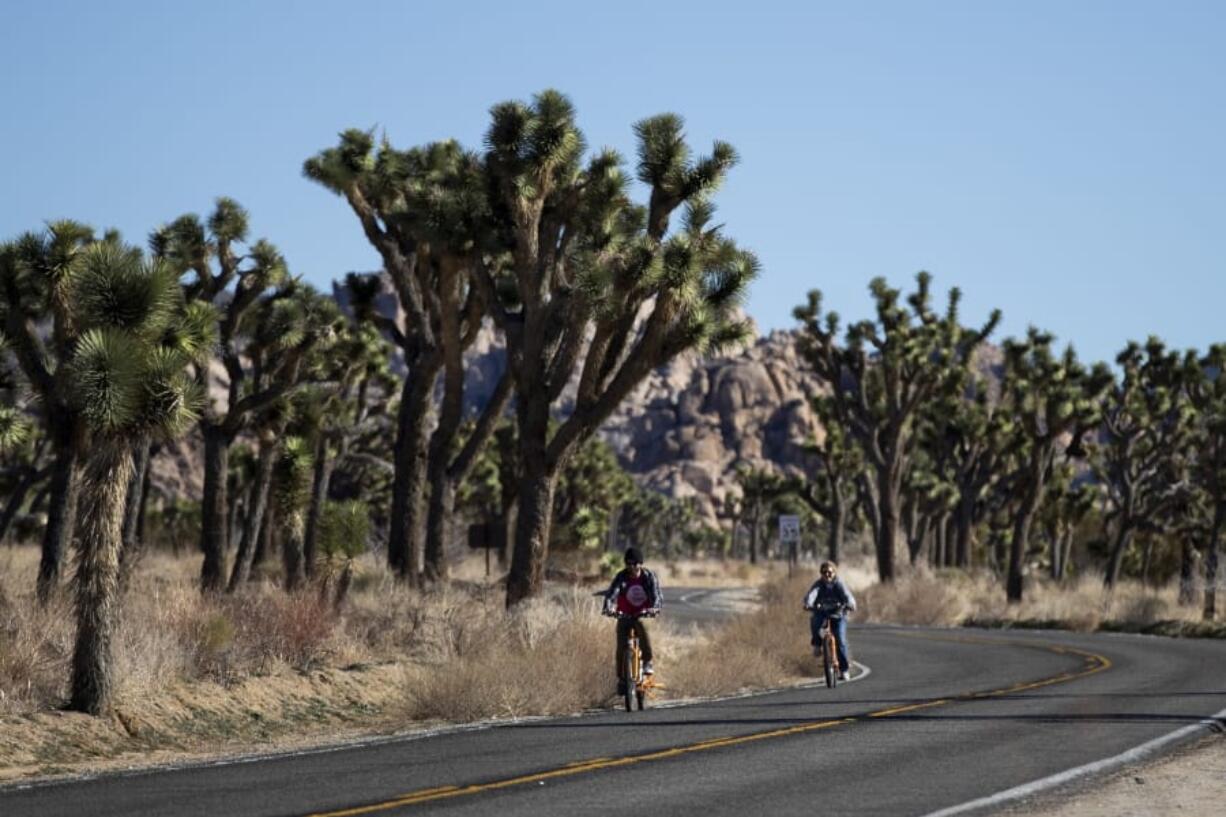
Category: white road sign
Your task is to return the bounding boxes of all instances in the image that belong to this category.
[778,514,800,543]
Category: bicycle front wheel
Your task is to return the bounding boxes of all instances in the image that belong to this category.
[822,636,836,689]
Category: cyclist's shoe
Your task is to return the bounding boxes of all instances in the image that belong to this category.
[643,661,654,676]
[838,669,849,681]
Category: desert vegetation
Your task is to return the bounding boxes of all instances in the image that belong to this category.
[0,87,1224,759]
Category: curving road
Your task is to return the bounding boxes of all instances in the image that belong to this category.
[3,608,1225,816]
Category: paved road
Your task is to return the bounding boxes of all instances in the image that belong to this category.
[4,622,1225,815]
[662,586,759,627]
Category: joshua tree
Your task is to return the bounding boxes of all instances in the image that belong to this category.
[999,328,1111,602]
[0,223,99,601]
[298,314,394,579]
[304,137,512,585]
[1093,338,1194,587]
[64,240,202,714]
[273,436,314,591]
[735,467,786,564]
[150,199,298,592]
[225,285,343,591]
[1182,345,1226,620]
[316,499,370,609]
[793,396,864,563]
[795,273,1000,581]
[477,91,757,605]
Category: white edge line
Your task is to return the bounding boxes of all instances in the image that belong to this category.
[920,706,1226,817]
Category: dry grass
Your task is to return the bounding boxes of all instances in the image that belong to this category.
[3,540,1221,784]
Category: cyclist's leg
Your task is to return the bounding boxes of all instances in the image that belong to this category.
[633,619,652,664]
[833,617,850,672]
[810,612,827,653]
[615,618,632,681]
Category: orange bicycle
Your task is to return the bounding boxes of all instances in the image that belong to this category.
[804,600,847,689]
[601,606,659,711]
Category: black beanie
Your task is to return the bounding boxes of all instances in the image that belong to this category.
[624,547,643,565]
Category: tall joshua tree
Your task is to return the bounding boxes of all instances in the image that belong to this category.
[226,285,342,591]
[1000,328,1111,602]
[1183,344,1226,620]
[1094,338,1193,587]
[150,200,299,592]
[794,274,1000,581]
[304,137,512,584]
[479,91,757,606]
[0,223,97,602]
[65,240,202,714]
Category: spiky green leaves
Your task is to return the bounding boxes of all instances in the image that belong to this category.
[74,244,179,337]
[0,405,31,451]
[318,500,371,561]
[274,436,314,535]
[302,128,377,195]
[58,237,202,442]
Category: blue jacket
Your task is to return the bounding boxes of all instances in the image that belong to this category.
[803,577,857,616]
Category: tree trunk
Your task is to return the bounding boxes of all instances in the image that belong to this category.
[117,439,152,592]
[283,519,306,592]
[199,425,230,593]
[1178,539,1198,606]
[1008,474,1044,603]
[506,468,557,607]
[908,513,930,565]
[228,443,275,592]
[302,436,336,580]
[424,478,456,582]
[827,497,845,564]
[38,432,80,604]
[0,466,39,545]
[69,440,134,715]
[253,501,275,570]
[1103,515,1136,588]
[387,361,437,583]
[954,492,975,568]
[875,467,900,582]
[1204,506,1222,622]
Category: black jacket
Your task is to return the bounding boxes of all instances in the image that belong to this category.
[603,567,663,615]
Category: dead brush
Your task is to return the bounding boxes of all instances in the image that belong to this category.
[168,588,340,682]
[0,589,73,714]
[404,588,608,721]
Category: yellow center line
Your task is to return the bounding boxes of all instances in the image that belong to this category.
[305,635,1111,817]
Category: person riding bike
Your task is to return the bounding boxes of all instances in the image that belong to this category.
[602,547,662,695]
[802,560,857,681]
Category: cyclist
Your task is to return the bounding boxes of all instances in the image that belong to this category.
[802,560,857,680]
[602,547,662,695]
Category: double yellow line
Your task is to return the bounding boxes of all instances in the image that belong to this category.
[307,636,1111,817]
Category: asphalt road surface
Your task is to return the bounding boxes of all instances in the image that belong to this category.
[4,610,1225,816]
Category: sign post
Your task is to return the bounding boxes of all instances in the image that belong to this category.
[779,515,800,577]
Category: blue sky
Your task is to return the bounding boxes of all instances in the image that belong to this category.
[3,0,1223,366]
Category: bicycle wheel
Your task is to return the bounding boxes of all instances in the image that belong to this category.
[822,635,836,689]
[636,686,645,710]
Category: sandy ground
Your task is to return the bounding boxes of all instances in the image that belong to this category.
[1003,733,1226,817]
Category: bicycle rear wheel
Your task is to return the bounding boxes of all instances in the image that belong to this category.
[636,687,645,710]
[822,636,836,689]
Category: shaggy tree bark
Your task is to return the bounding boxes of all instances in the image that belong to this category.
[69,442,134,714]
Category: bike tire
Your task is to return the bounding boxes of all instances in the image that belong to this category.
[822,636,836,689]
[636,688,645,710]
